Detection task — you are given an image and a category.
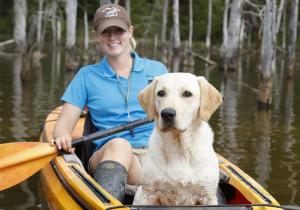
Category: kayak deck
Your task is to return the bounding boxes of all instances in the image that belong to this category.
[39,107,280,210]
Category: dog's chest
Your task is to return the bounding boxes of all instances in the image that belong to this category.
[148,181,210,205]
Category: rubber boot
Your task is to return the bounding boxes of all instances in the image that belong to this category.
[94,160,128,202]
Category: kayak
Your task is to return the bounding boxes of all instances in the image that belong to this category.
[39,106,280,210]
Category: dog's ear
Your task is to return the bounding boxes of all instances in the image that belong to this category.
[197,76,223,121]
[138,78,158,120]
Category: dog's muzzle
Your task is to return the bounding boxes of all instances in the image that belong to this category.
[161,108,176,125]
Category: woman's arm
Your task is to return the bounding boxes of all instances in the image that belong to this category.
[51,103,82,152]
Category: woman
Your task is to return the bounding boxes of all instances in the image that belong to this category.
[50,4,168,201]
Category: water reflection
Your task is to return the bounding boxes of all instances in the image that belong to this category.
[254,111,271,187]
[11,54,28,140]
[218,73,239,163]
[0,47,300,208]
[282,78,298,205]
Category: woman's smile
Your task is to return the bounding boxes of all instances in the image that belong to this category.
[108,42,121,47]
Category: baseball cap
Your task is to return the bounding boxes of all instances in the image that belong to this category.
[93,4,131,34]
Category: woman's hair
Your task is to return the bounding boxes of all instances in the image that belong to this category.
[129,36,137,51]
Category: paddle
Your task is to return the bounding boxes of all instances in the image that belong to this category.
[0,118,152,191]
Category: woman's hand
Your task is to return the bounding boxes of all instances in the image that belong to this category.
[50,103,82,153]
[50,135,75,153]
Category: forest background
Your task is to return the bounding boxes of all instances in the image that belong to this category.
[0,0,299,108]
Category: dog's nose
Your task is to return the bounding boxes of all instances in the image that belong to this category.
[161,108,176,122]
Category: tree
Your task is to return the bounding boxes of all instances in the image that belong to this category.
[258,0,277,109]
[206,0,213,50]
[36,0,44,47]
[14,0,27,53]
[65,0,78,50]
[172,0,181,51]
[125,0,130,15]
[287,0,299,77]
[188,0,193,50]
[84,9,89,50]
[160,0,169,64]
[221,0,244,71]
[161,0,169,46]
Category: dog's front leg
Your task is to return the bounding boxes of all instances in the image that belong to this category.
[209,195,218,205]
[133,186,160,205]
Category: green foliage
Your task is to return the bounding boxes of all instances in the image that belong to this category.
[130,0,161,38]
[0,0,13,39]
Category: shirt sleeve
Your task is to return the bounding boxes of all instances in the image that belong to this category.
[61,69,87,110]
[161,63,169,74]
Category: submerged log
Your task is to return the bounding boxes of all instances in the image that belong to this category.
[186,49,217,66]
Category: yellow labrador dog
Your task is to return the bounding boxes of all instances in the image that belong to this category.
[133,73,223,205]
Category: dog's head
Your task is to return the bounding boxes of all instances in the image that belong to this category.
[138,73,223,132]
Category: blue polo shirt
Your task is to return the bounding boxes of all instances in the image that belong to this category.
[61,52,168,150]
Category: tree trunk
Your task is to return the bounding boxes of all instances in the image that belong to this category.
[125,0,130,15]
[100,0,112,6]
[183,0,194,67]
[172,0,181,51]
[65,0,78,50]
[65,0,78,71]
[222,0,229,51]
[84,9,89,50]
[161,0,169,64]
[222,0,244,71]
[259,0,277,109]
[188,0,193,50]
[276,0,286,35]
[153,33,158,58]
[287,0,299,77]
[14,0,27,53]
[282,6,286,49]
[37,0,44,47]
[51,1,57,45]
[161,0,169,45]
[239,19,245,49]
[206,0,212,49]
[57,16,62,44]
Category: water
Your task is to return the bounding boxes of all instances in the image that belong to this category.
[0,47,299,209]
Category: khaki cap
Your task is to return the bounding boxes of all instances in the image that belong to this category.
[93,4,131,33]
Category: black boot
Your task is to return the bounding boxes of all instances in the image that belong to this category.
[94,160,128,202]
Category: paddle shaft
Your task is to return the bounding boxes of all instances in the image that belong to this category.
[71,118,153,146]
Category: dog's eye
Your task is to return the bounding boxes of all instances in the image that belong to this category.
[183,91,192,97]
[157,90,165,97]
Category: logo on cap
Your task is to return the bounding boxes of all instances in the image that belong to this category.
[102,7,120,18]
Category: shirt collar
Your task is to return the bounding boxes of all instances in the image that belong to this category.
[100,51,143,78]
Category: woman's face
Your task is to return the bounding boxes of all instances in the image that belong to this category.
[96,26,133,57]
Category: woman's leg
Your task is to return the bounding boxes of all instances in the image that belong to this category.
[89,138,142,200]
[89,138,141,184]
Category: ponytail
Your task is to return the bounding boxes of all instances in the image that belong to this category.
[129,36,137,51]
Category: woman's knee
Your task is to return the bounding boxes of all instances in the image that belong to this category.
[89,139,132,173]
[104,138,132,153]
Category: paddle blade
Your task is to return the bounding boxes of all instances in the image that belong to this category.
[0,142,57,191]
